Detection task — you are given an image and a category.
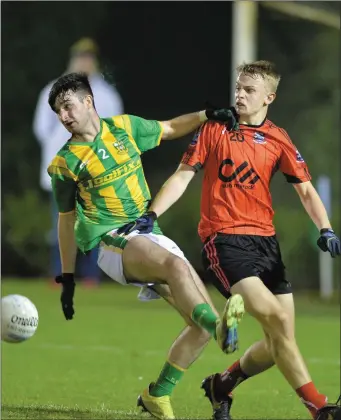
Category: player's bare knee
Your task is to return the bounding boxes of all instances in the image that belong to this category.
[162,254,190,284]
[254,306,290,338]
[266,310,294,341]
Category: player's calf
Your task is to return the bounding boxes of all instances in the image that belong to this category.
[231,277,331,419]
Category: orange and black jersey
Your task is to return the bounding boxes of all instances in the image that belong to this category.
[181,119,311,241]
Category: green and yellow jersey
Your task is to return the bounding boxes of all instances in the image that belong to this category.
[48,114,163,252]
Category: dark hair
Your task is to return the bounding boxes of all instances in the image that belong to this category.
[48,72,95,112]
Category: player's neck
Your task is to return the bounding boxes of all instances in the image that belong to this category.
[72,115,101,143]
[239,110,268,126]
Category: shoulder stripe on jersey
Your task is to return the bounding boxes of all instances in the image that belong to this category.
[278,128,293,144]
[112,115,141,155]
[265,119,278,130]
[48,156,78,181]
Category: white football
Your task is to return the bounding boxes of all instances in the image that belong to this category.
[1,294,39,343]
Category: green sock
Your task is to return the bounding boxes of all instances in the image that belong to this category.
[150,361,185,397]
[191,303,218,339]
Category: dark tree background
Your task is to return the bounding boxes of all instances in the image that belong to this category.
[2,2,340,288]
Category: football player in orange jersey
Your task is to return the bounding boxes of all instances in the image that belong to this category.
[123,61,340,420]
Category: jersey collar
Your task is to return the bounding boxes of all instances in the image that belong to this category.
[239,117,267,129]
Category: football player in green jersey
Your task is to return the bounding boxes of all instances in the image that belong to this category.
[47,72,243,419]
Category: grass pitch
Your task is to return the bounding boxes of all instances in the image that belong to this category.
[1,280,340,419]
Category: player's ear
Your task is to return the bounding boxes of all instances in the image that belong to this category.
[85,95,93,109]
[265,92,276,106]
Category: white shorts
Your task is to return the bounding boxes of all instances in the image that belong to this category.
[97,229,186,301]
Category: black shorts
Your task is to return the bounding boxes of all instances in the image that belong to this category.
[202,233,292,299]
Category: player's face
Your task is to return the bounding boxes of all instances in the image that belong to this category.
[234,73,275,117]
[55,91,92,134]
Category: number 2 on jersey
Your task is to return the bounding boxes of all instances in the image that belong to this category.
[98,148,109,160]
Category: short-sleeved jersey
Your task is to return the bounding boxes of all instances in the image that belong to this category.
[48,114,163,252]
[181,119,311,241]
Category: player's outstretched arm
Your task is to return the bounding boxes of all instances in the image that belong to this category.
[116,164,195,236]
[294,181,340,257]
[161,107,238,140]
[149,163,195,217]
[161,111,207,141]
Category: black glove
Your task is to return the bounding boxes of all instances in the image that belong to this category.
[117,211,157,236]
[55,273,75,320]
[205,104,239,131]
[317,228,341,258]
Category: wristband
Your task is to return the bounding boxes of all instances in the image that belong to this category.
[146,211,158,221]
[62,273,75,281]
[320,228,333,234]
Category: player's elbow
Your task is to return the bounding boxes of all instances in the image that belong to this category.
[161,121,180,140]
[293,180,314,200]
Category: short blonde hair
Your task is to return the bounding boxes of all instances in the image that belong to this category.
[236,60,281,92]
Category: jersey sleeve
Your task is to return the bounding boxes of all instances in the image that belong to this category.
[126,114,163,153]
[278,129,312,183]
[180,122,212,171]
[47,156,77,213]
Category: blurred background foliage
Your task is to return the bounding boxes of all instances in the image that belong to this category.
[2,2,339,288]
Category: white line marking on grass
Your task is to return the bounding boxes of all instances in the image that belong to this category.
[33,343,340,366]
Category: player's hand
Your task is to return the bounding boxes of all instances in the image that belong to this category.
[317,229,341,258]
[117,211,157,236]
[55,273,75,320]
[205,104,239,131]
